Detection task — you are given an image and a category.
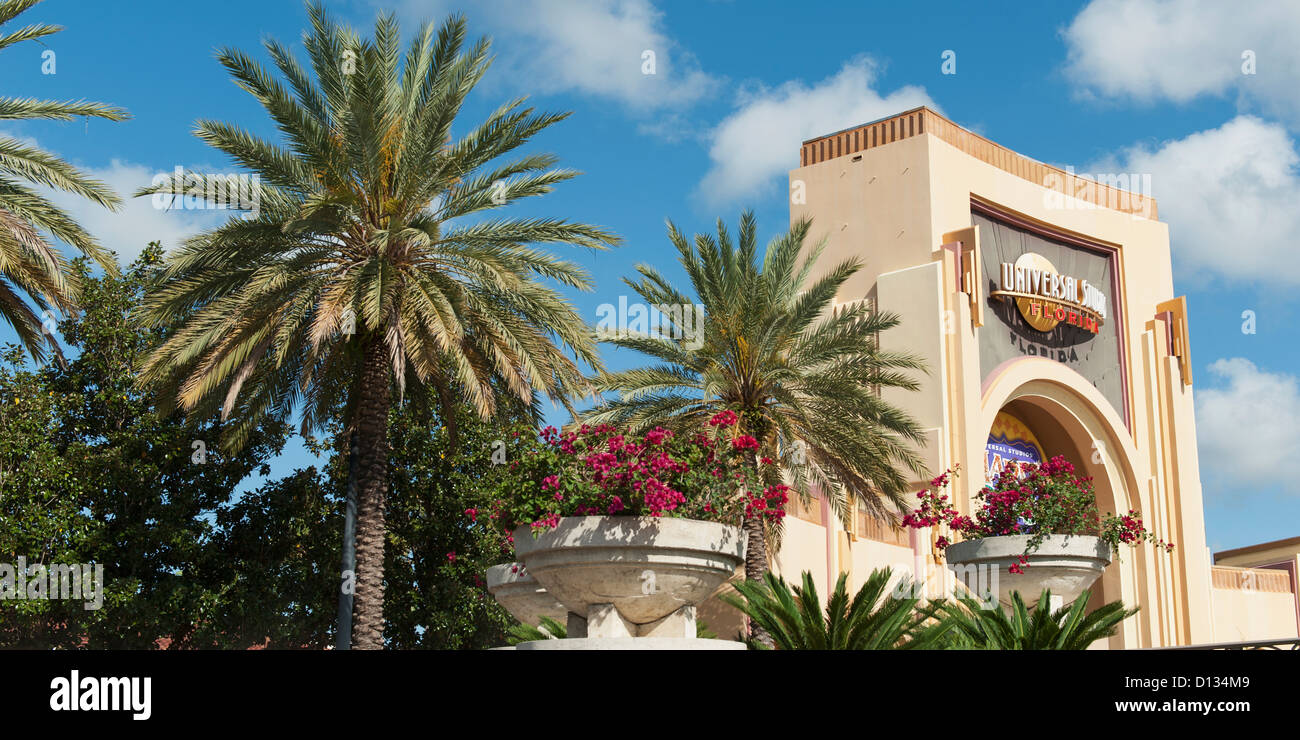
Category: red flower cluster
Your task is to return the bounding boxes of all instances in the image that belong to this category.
[744,484,790,522]
[901,458,1174,572]
[1115,510,1146,544]
[489,419,763,538]
[709,410,738,427]
[530,512,561,531]
[484,414,817,544]
[645,427,673,446]
[1113,510,1175,552]
[1008,554,1029,575]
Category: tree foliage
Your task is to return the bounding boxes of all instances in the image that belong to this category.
[0,245,288,647]
[134,0,617,650]
[1,244,516,649]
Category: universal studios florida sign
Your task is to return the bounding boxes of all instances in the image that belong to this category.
[992,253,1108,334]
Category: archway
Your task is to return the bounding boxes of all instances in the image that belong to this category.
[977,357,1150,648]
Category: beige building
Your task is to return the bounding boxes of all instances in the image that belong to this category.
[1209,537,1300,644]
[764,106,1297,648]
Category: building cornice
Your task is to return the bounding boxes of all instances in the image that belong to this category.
[799,106,1158,220]
[1215,536,1300,562]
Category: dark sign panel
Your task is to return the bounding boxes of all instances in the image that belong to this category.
[975,210,1125,417]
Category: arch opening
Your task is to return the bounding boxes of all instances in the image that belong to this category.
[979,360,1147,647]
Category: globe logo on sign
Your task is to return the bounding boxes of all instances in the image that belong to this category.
[992,252,1107,335]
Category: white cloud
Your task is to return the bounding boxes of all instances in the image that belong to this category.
[2,126,221,268]
[1064,0,1300,123]
[696,57,935,207]
[1090,116,1300,287]
[46,159,223,267]
[378,0,718,110]
[1196,358,1300,496]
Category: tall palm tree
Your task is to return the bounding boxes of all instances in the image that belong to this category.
[135,3,618,649]
[0,0,127,363]
[586,212,928,597]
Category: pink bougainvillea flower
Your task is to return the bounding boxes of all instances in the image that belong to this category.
[644,427,673,445]
[709,410,738,427]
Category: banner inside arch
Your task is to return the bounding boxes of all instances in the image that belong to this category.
[985,410,1044,482]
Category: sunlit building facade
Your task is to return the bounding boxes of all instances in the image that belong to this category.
[743,107,1298,648]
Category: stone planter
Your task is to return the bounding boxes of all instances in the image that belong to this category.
[512,516,745,640]
[514,637,745,651]
[485,563,568,630]
[944,534,1112,609]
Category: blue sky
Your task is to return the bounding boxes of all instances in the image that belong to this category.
[0,0,1296,552]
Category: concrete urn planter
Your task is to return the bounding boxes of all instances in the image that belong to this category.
[485,563,568,629]
[512,516,745,643]
[944,534,1112,609]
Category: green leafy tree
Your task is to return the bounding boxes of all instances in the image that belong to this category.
[0,244,290,648]
[0,343,111,647]
[0,0,128,363]
[191,400,524,650]
[134,3,618,649]
[936,589,1137,650]
[721,569,948,650]
[1,241,525,650]
[346,399,520,649]
[585,212,928,643]
[187,468,340,649]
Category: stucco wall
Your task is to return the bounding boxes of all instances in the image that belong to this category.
[772,517,830,598]
[1211,587,1299,642]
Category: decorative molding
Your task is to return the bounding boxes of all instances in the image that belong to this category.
[800,106,1158,219]
[1211,565,1293,594]
[941,225,983,328]
[1156,297,1193,386]
[855,506,910,548]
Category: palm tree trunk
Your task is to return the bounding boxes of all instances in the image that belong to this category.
[741,446,774,648]
[351,338,391,650]
[743,516,768,582]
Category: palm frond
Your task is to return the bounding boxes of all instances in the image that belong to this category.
[720,568,949,650]
[0,0,126,361]
[936,589,1137,649]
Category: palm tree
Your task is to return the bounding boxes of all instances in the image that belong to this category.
[721,568,949,650]
[135,3,619,649]
[936,589,1137,650]
[0,0,127,363]
[585,212,928,596]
